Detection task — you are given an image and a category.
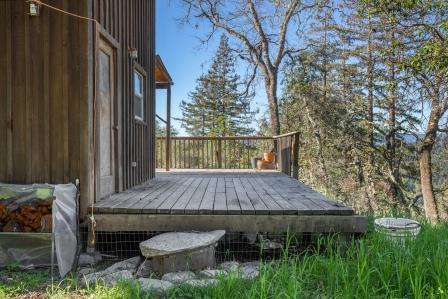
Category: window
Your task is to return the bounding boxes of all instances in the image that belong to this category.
[134,71,144,121]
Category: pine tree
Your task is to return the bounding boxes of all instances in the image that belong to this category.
[179,35,254,137]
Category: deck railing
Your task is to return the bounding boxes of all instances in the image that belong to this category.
[156,132,299,178]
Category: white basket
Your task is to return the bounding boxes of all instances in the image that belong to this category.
[374,217,421,245]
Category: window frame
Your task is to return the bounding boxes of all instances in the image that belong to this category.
[133,66,146,122]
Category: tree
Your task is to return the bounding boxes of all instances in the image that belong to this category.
[179,35,254,137]
[156,119,178,136]
[369,0,448,222]
[280,0,426,215]
[179,0,313,135]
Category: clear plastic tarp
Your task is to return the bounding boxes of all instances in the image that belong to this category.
[0,183,78,277]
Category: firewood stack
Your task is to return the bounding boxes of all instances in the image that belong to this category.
[0,197,54,233]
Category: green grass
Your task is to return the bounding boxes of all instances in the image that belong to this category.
[1,221,448,299]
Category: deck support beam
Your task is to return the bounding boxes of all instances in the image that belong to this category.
[90,214,368,234]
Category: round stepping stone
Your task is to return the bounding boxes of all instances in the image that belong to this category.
[140,230,226,257]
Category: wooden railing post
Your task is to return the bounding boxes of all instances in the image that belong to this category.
[217,139,222,168]
[165,86,171,171]
[273,131,300,178]
[161,135,294,171]
[292,132,299,179]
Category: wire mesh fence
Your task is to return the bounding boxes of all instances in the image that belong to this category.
[80,228,357,263]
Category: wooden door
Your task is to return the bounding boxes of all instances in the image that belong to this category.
[97,39,116,199]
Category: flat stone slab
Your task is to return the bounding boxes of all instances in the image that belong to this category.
[151,244,216,274]
[239,265,259,280]
[104,256,142,274]
[140,230,225,258]
[184,279,218,288]
[198,269,227,279]
[136,259,152,278]
[83,270,134,286]
[162,271,196,284]
[218,261,239,273]
[78,267,95,276]
[138,278,173,294]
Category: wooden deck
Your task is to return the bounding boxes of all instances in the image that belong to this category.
[91,170,367,233]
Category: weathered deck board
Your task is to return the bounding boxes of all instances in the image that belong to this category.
[199,177,217,214]
[184,178,210,214]
[170,178,202,214]
[239,177,270,214]
[90,170,367,234]
[140,177,190,213]
[247,177,283,215]
[112,179,172,213]
[92,171,356,216]
[225,178,242,215]
[157,177,196,213]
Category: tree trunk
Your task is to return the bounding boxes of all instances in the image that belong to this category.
[302,97,329,190]
[265,74,281,135]
[419,95,442,223]
[419,147,439,223]
[385,29,401,207]
[366,17,375,213]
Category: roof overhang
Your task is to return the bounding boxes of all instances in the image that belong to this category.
[155,55,173,88]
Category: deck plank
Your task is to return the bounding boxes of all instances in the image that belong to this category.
[213,192,227,215]
[94,181,156,213]
[91,170,366,234]
[213,178,227,214]
[199,177,217,214]
[246,177,283,215]
[157,177,197,213]
[261,176,339,214]
[126,179,175,209]
[216,177,225,193]
[255,177,297,215]
[170,178,203,214]
[184,178,211,214]
[232,178,255,215]
[92,170,357,217]
[112,180,173,213]
[140,177,190,213]
[225,178,241,215]
[258,176,322,214]
[272,176,354,215]
[127,179,180,213]
[239,177,270,215]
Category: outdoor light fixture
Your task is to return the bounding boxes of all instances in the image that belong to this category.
[29,1,41,16]
[129,47,138,59]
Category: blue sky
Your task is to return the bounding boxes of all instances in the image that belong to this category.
[155,0,266,134]
[155,0,218,133]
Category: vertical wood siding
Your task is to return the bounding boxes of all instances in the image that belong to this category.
[93,0,156,190]
[0,0,155,215]
[0,0,92,210]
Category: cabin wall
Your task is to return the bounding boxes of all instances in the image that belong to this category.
[93,0,156,190]
[0,0,94,214]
